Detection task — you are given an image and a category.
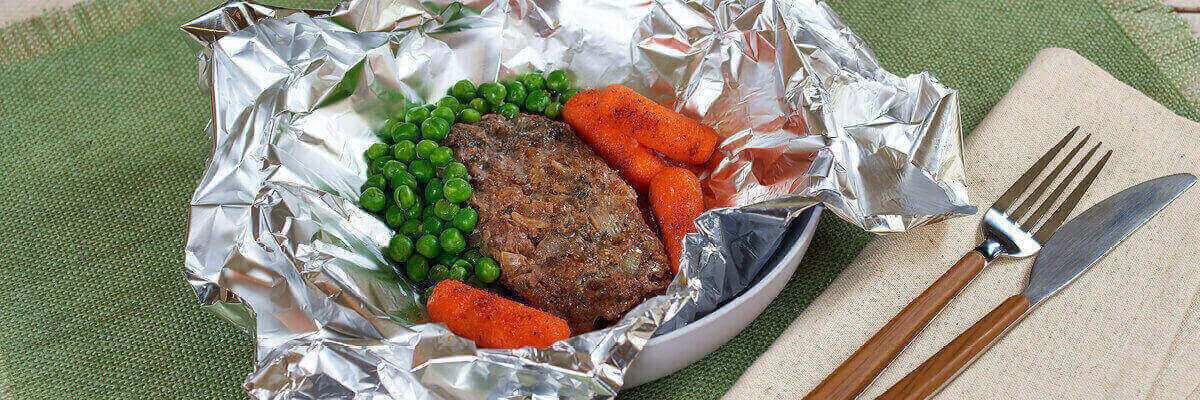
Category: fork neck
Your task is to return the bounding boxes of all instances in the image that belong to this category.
[974,238,1004,261]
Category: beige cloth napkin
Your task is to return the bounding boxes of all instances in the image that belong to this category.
[725,48,1200,399]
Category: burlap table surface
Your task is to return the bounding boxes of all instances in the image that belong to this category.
[726,47,1200,399]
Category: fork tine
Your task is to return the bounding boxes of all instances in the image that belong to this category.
[992,126,1080,212]
[1021,142,1101,231]
[1032,149,1112,243]
[1009,133,1092,221]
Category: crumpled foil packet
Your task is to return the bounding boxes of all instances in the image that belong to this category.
[180,0,974,398]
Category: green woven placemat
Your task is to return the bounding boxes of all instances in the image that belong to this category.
[0,1,1195,399]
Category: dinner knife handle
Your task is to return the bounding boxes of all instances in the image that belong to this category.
[804,251,988,400]
[877,294,1031,400]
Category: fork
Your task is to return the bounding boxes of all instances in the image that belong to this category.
[804,127,1107,400]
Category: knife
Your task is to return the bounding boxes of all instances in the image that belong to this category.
[877,173,1196,400]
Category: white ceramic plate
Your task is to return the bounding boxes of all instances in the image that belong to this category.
[624,206,823,388]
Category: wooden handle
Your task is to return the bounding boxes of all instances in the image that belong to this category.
[877,294,1031,400]
[804,251,988,400]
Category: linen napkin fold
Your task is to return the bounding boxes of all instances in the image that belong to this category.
[724,48,1200,399]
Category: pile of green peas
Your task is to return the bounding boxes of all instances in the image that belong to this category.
[358,70,577,291]
[449,70,577,121]
[359,102,497,289]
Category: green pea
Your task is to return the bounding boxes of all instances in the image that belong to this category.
[416,234,441,258]
[498,103,520,119]
[459,108,481,123]
[468,98,489,114]
[391,140,416,163]
[547,70,571,92]
[425,178,444,202]
[405,254,429,281]
[544,101,563,119]
[452,206,477,231]
[409,160,435,182]
[420,117,450,141]
[433,199,460,221]
[428,263,449,282]
[362,174,386,191]
[447,262,468,281]
[404,106,429,123]
[431,106,457,123]
[429,146,453,167]
[439,228,466,254]
[478,82,507,106]
[392,122,420,142]
[490,102,507,115]
[365,143,390,160]
[388,234,414,262]
[559,89,578,102]
[443,178,472,203]
[434,252,457,267]
[416,139,438,159]
[381,160,406,183]
[369,155,393,175]
[475,257,500,283]
[403,202,423,220]
[423,204,439,221]
[360,187,386,212]
[442,162,468,180]
[463,250,482,265]
[386,159,410,181]
[437,96,462,114]
[503,81,527,106]
[420,216,444,236]
[525,90,551,113]
[451,260,473,281]
[385,205,404,228]
[451,259,473,272]
[451,80,477,102]
[523,73,546,91]
[400,219,422,238]
[378,121,399,144]
[392,171,419,191]
[393,185,417,209]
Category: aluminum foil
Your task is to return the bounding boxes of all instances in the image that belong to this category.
[180,0,973,398]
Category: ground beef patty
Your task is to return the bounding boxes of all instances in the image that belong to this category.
[445,114,671,333]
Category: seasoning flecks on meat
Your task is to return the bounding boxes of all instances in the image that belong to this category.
[444,114,671,333]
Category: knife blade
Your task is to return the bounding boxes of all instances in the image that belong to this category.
[878,173,1195,400]
[1022,173,1196,305]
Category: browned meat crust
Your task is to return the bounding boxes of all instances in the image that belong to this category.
[445,114,671,333]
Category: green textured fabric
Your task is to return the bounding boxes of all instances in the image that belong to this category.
[0,1,1195,400]
[0,1,339,399]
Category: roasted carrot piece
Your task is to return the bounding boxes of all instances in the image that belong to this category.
[563,89,666,191]
[427,280,571,349]
[649,167,706,273]
[600,84,719,165]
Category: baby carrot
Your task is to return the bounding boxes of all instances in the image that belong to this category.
[600,84,719,165]
[563,89,666,191]
[649,167,706,274]
[427,280,571,349]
